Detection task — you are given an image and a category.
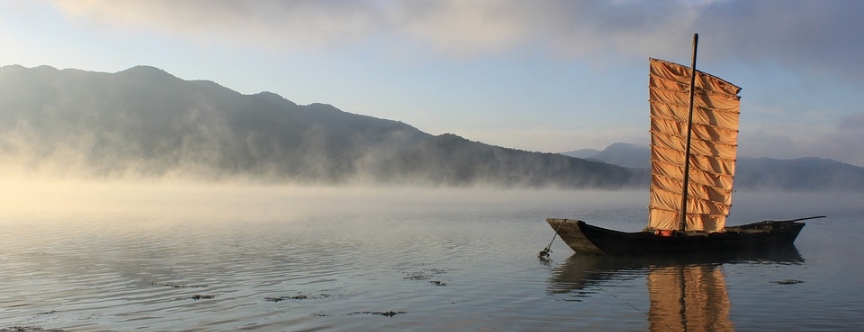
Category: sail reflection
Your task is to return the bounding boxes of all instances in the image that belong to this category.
[548,247,803,331]
[648,264,732,331]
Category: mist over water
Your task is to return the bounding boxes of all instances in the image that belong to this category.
[0,65,647,190]
[2,179,645,222]
[2,34,863,331]
[4,177,858,229]
[2,178,863,331]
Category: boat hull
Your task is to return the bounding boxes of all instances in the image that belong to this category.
[546,218,805,255]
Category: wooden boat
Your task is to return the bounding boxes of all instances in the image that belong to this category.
[546,218,814,255]
[545,34,823,255]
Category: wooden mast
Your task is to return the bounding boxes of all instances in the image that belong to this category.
[679,33,699,232]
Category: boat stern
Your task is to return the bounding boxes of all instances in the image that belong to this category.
[546,218,605,254]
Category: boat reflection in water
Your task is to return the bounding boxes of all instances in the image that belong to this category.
[547,247,803,331]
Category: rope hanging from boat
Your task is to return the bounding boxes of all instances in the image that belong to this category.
[538,224,563,258]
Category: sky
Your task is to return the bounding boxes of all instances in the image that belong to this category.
[1,0,863,166]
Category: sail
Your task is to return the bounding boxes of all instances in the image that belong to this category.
[647,58,741,232]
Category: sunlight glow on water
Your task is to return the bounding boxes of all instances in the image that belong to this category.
[1,184,862,331]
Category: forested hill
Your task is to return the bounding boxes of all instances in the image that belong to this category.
[0,65,641,188]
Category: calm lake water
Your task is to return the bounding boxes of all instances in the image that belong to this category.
[1,184,862,331]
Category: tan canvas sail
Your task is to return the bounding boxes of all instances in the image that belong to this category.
[647,58,741,232]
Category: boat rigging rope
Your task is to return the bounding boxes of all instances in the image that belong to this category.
[538,224,562,258]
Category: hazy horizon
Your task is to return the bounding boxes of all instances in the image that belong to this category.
[2,1,863,166]
[3,3,862,327]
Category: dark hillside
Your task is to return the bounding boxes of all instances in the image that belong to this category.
[0,65,641,188]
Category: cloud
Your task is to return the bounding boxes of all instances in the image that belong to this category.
[818,113,864,166]
[45,0,864,76]
[739,113,864,167]
[694,1,864,81]
[48,0,388,50]
[837,112,864,132]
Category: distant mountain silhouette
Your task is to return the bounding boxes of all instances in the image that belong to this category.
[560,148,600,159]
[736,157,864,191]
[0,65,641,188]
[376,133,639,188]
[587,143,650,169]
[575,143,864,191]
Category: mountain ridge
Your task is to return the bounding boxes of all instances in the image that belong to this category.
[570,142,864,191]
[0,64,639,189]
[3,64,859,191]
